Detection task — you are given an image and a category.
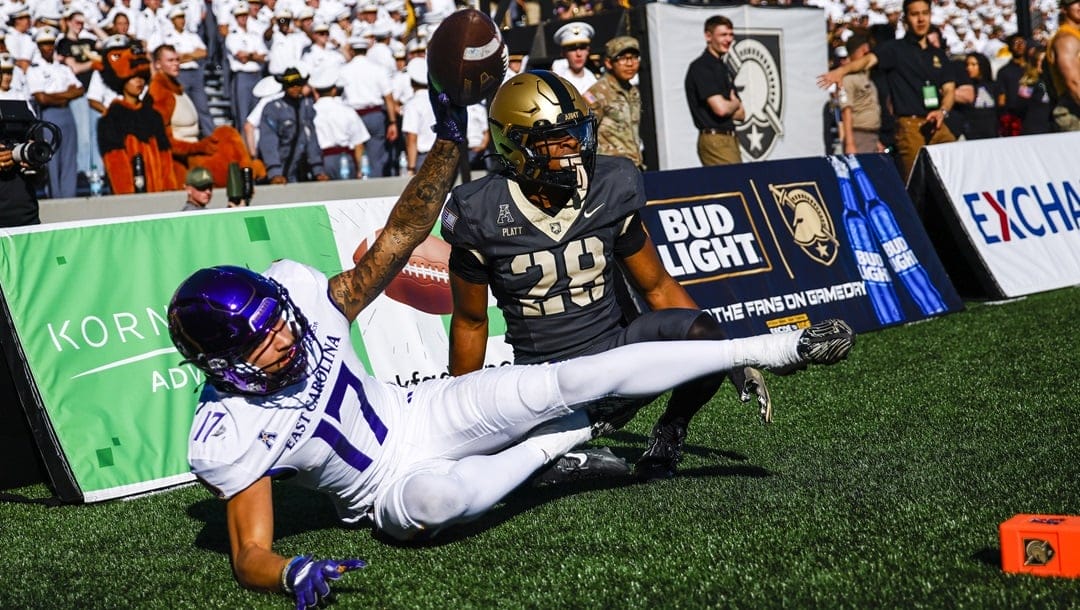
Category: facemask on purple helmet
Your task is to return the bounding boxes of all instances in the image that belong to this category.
[167,265,314,395]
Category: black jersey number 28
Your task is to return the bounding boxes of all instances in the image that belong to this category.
[509,235,608,316]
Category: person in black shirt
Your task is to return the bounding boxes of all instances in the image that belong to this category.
[996,34,1028,136]
[685,14,744,165]
[0,143,42,228]
[952,52,999,140]
[818,0,956,180]
[1020,46,1054,135]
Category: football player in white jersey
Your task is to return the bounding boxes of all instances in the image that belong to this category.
[168,82,857,609]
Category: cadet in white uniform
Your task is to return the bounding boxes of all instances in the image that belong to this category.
[310,66,370,179]
[550,21,597,94]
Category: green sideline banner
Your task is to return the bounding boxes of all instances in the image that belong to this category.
[0,201,511,503]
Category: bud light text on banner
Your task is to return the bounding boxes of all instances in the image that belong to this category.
[827,155,904,325]
[844,155,946,315]
[648,194,771,284]
[641,155,962,338]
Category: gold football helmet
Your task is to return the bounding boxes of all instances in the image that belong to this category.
[488,70,597,192]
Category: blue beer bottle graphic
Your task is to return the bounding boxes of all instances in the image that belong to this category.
[845,155,946,315]
[828,156,904,325]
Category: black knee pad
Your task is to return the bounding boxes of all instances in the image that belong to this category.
[685,312,726,341]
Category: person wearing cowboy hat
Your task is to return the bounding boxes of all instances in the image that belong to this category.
[259,67,328,184]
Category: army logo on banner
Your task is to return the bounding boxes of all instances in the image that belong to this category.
[727,31,784,161]
[768,182,838,266]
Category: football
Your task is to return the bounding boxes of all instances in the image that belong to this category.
[353,229,453,316]
[427,8,508,106]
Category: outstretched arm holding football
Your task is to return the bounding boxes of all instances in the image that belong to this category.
[328,86,467,322]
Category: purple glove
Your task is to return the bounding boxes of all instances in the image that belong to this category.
[284,555,366,610]
[428,78,468,144]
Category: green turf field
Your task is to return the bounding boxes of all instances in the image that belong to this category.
[3,286,1079,609]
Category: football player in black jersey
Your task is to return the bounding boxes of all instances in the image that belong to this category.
[442,71,772,480]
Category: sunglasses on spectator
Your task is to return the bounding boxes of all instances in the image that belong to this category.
[613,53,640,64]
[563,43,589,51]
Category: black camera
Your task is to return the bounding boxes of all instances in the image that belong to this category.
[0,100,61,170]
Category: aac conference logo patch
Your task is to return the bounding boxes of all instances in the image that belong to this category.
[726,31,784,161]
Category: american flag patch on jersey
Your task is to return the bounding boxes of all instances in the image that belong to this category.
[441,207,458,233]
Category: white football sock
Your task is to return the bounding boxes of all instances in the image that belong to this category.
[555,333,801,407]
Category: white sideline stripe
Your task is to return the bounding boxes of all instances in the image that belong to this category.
[83,473,196,503]
[71,347,179,379]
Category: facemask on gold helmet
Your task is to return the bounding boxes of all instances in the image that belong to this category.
[488,70,597,193]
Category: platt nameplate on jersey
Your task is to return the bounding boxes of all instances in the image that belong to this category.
[1000,514,1080,577]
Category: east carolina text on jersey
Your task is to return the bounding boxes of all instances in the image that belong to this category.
[187,260,406,522]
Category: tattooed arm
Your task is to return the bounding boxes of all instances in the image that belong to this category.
[328,140,461,322]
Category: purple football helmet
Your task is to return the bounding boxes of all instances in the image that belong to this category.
[167,266,312,395]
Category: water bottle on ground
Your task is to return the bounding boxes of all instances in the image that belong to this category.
[339,154,351,180]
[132,154,146,193]
[360,153,371,180]
[88,164,103,197]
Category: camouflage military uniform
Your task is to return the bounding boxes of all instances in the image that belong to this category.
[585,72,643,169]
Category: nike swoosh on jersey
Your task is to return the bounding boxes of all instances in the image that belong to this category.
[582,202,605,218]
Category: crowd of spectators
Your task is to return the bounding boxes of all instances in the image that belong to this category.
[0,0,483,199]
[0,0,1067,201]
[819,0,1063,159]
[816,0,1064,56]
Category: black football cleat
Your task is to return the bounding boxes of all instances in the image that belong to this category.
[796,319,855,365]
[634,421,688,481]
[532,447,630,487]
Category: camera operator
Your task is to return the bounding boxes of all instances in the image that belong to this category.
[0,142,42,228]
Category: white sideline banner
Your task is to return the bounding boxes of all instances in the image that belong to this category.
[646,3,828,170]
[925,132,1080,297]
